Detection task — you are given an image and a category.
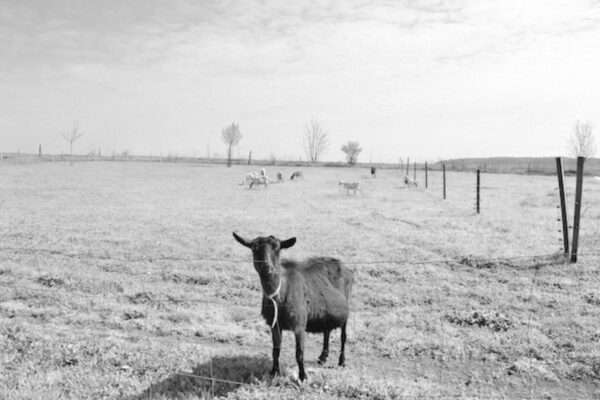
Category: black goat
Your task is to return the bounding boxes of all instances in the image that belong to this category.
[232,233,353,381]
[290,171,303,180]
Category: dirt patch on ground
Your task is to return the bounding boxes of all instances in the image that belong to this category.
[127,292,156,305]
[457,253,566,270]
[582,293,600,306]
[445,311,513,332]
[566,356,600,381]
[161,272,211,286]
[36,276,65,287]
[122,310,146,320]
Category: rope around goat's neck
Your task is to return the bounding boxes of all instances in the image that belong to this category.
[265,278,281,329]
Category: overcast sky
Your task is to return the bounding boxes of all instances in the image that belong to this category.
[2,0,600,162]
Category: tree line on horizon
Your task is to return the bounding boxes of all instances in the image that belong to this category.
[219,119,597,167]
[20,119,597,164]
[221,119,363,167]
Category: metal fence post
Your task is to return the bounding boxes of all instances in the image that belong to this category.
[555,157,569,256]
[443,163,446,200]
[476,169,480,214]
[571,156,585,262]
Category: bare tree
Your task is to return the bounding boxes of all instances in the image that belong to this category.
[569,120,596,158]
[221,122,242,167]
[62,122,83,157]
[303,120,329,162]
[341,141,362,165]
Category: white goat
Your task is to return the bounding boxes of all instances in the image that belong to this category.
[249,175,268,189]
[241,172,258,186]
[404,176,418,187]
[339,181,360,195]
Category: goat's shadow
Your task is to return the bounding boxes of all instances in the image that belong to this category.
[129,355,273,399]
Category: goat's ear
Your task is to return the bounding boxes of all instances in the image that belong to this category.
[280,237,296,249]
[232,232,252,248]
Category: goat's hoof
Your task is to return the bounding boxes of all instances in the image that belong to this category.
[270,368,280,377]
[317,356,327,365]
[338,357,346,367]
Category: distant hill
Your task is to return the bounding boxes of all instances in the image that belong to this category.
[431,157,600,176]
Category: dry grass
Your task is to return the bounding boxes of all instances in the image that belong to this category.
[1,161,599,399]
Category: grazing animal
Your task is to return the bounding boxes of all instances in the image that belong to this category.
[338,181,360,195]
[241,172,258,186]
[290,171,303,180]
[371,167,376,178]
[276,172,283,182]
[232,233,353,381]
[241,169,270,188]
[248,175,268,189]
[404,176,418,187]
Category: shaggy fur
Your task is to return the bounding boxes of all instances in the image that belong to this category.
[232,233,353,381]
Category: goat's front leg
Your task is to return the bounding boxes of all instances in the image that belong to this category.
[294,328,307,381]
[271,325,281,376]
[338,322,347,367]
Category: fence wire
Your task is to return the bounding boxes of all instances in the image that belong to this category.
[2,248,600,399]
[2,245,600,267]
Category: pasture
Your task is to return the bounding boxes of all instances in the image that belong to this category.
[1,161,599,399]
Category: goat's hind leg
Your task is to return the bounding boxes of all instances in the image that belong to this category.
[338,322,347,367]
[294,329,307,381]
[318,330,330,364]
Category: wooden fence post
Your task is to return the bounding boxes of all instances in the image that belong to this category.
[570,156,585,262]
[443,163,446,200]
[413,161,416,182]
[555,157,569,256]
[476,169,480,214]
[248,151,252,165]
[425,161,428,189]
[406,157,410,177]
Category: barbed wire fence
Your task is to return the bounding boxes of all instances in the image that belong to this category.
[1,157,597,398]
[2,248,600,399]
[4,246,600,267]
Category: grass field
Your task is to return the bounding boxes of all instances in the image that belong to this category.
[1,161,599,399]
